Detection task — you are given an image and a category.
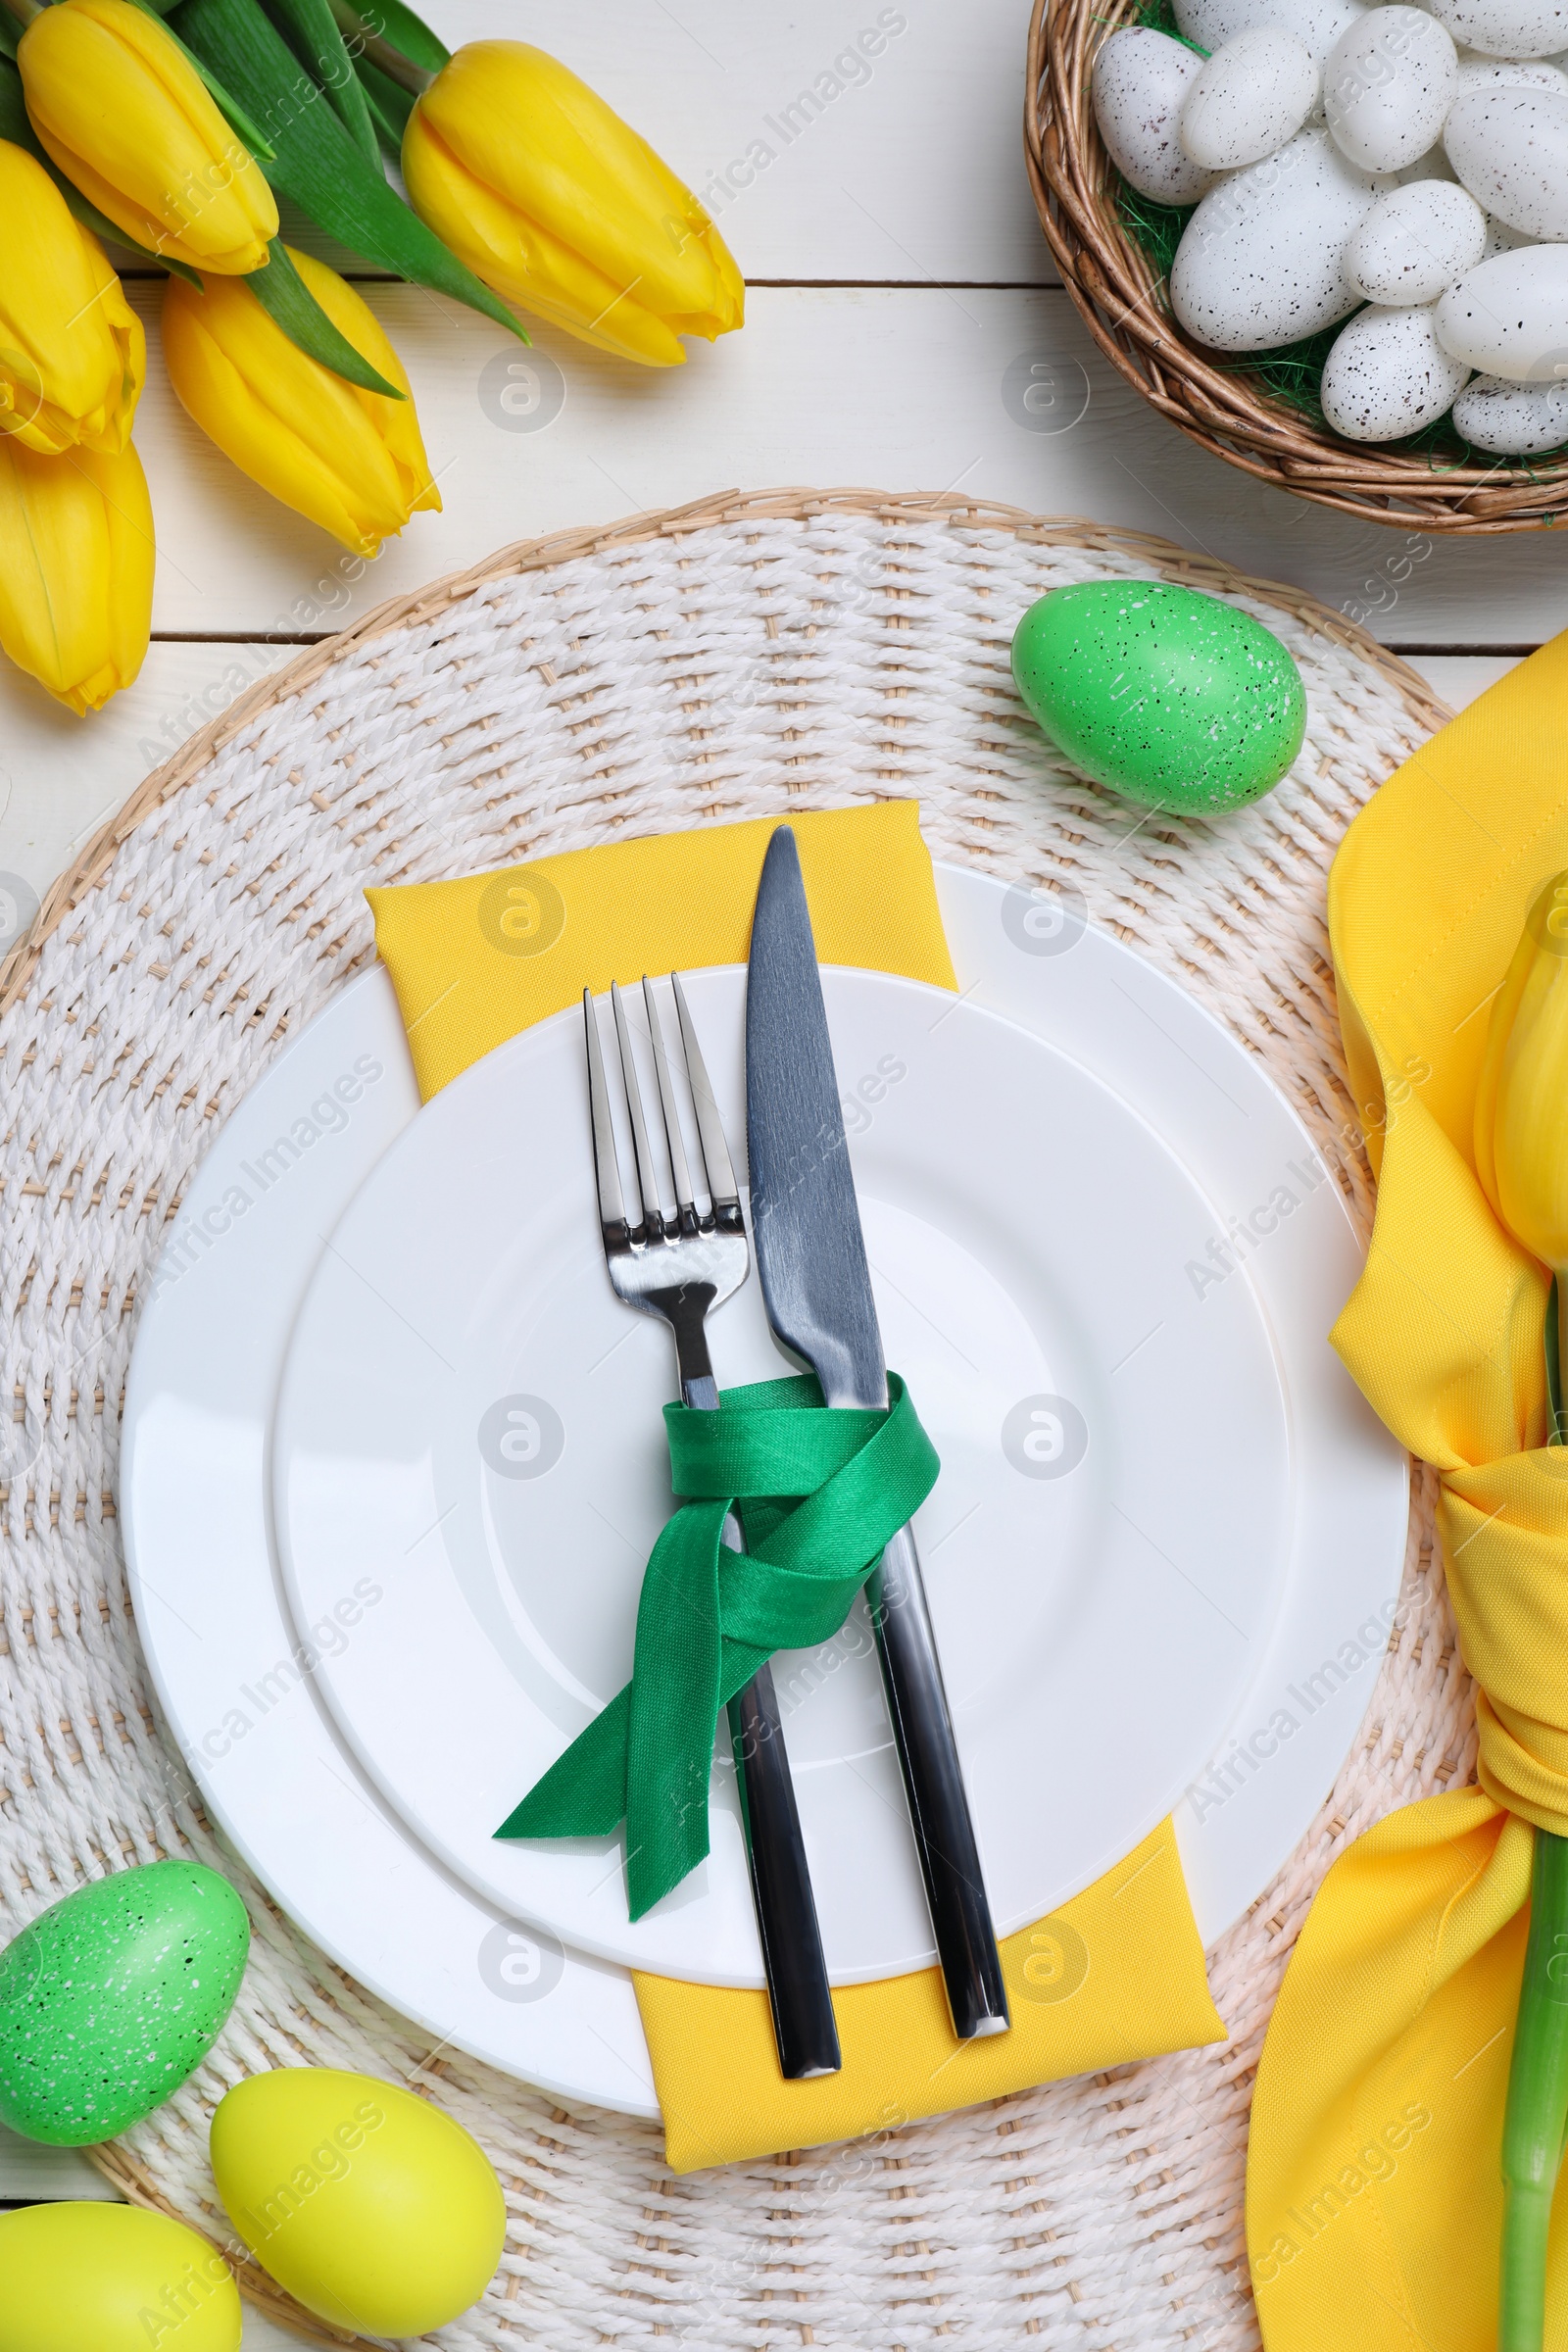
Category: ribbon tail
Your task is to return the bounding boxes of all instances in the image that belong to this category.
[495,1376,943,1923]
[625,1496,733,1920]
[494,1682,633,1841]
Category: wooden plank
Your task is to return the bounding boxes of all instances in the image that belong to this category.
[112,0,1053,288]
[0,2122,116,2202]
[0,645,295,944]
[125,281,1562,645]
[1405,655,1523,712]
[448,0,1051,284]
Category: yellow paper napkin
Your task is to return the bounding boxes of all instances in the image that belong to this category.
[1247,641,1568,2350]
[368,801,1225,2170]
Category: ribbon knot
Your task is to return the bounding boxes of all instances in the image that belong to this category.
[495,1372,940,1918]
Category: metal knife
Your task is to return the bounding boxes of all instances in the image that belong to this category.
[744,824,1010,2041]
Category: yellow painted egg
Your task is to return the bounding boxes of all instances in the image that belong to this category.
[0,2200,241,2352]
[210,2067,506,2336]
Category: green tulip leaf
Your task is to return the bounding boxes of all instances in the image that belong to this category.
[122,0,278,159]
[0,57,202,280]
[172,0,528,342]
[245,235,404,396]
[358,85,405,163]
[0,13,17,62]
[0,59,50,160]
[329,0,447,75]
[354,49,414,157]
[260,0,379,170]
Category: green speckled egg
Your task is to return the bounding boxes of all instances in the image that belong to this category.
[0,1860,249,2144]
[1011,580,1307,812]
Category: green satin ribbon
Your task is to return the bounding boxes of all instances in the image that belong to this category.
[495,1372,940,1920]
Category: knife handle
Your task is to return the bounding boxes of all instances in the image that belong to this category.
[869,1523,1011,2041]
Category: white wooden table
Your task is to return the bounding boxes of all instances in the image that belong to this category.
[0,0,1527,962]
[0,0,1527,2319]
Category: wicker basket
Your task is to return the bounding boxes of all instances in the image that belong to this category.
[1025,0,1568,533]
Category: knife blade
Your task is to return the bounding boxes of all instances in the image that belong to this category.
[745,825,1010,2040]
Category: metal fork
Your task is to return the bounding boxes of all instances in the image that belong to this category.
[584,974,842,2081]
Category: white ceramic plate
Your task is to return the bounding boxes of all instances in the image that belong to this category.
[121,974,661,2117]
[272,970,1292,1985]
[121,867,1406,2100]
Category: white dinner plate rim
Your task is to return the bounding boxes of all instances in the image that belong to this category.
[270,962,1297,1984]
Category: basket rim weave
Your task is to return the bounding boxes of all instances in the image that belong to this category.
[1024,0,1568,534]
[0,484,1446,1026]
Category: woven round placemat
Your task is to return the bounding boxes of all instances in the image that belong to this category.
[0,489,1467,2351]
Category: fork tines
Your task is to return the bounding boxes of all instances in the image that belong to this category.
[583,975,742,1250]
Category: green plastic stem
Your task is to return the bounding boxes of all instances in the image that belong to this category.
[1500,1828,1568,2351]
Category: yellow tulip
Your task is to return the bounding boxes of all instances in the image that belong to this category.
[18,0,277,275]
[0,140,143,456]
[1476,870,1568,1281]
[161,246,439,557]
[402,42,744,368]
[0,436,153,713]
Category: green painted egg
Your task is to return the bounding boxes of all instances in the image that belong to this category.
[1010,580,1307,813]
[0,1859,249,2144]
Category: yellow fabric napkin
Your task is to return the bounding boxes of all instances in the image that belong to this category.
[368,801,1225,2171]
[1247,640,1568,2351]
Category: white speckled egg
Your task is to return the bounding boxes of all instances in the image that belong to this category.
[1346,181,1488,301]
[1093,27,1215,205]
[1423,1,1568,59]
[1436,242,1568,374]
[1170,126,1394,350]
[1179,29,1320,169]
[1174,0,1367,67]
[1452,370,1568,445]
[1320,305,1471,437]
[1455,56,1568,93]
[1444,87,1568,234]
[1324,8,1459,172]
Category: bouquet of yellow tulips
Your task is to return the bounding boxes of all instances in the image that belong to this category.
[0,0,743,713]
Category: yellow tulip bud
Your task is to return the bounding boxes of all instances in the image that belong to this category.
[1476,871,1568,1275]
[0,140,144,456]
[0,436,153,713]
[402,42,744,368]
[161,247,439,558]
[19,0,278,275]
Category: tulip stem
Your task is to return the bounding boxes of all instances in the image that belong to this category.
[0,0,43,28]
[326,0,434,96]
[1500,1828,1568,2352]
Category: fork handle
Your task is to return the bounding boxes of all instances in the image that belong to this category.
[725,1641,842,2081]
[678,1354,840,2081]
